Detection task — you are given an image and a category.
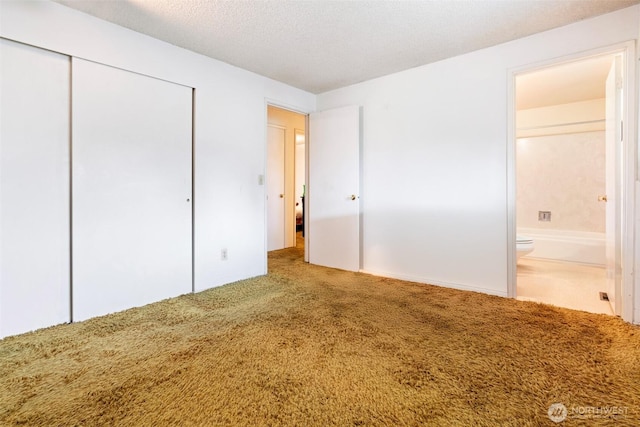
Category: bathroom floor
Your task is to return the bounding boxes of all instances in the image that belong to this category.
[516,257,613,316]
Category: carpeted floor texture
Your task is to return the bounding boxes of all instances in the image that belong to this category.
[1,237,639,426]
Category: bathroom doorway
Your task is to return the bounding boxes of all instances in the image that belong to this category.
[266,105,306,255]
[509,45,634,319]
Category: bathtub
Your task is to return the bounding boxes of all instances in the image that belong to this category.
[517,227,606,266]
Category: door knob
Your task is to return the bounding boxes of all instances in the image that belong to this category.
[279,194,284,198]
[598,195,608,202]
[351,195,357,201]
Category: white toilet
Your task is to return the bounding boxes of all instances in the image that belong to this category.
[516,235,534,260]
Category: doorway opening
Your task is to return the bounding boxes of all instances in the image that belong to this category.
[510,48,633,317]
[266,105,307,255]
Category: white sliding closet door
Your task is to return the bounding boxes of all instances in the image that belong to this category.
[0,39,71,338]
[72,59,192,321]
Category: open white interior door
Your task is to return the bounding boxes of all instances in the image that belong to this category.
[605,55,622,316]
[267,125,286,251]
[308,105,361,272]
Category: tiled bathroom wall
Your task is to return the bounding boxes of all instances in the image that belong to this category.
[516,131,605,233]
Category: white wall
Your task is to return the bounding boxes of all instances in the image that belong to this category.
[0,0,315,296]
[317,6,639,302]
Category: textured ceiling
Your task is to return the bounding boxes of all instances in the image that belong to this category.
[53,0,639,94]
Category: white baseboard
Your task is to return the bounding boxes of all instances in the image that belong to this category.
[360,268,508,298]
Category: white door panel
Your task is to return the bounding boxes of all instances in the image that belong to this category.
[605,56,622,315]
[308,105,361,271]
[0,39,71,337]
[267,126,286,251]
[72,59,192,321]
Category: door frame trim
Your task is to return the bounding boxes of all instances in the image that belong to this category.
[506,41,637,323]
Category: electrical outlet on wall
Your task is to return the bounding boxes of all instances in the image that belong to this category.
[221,248,228,261]
[538,211,551,222]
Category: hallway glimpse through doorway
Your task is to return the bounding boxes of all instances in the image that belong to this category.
[266,105,306,255]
